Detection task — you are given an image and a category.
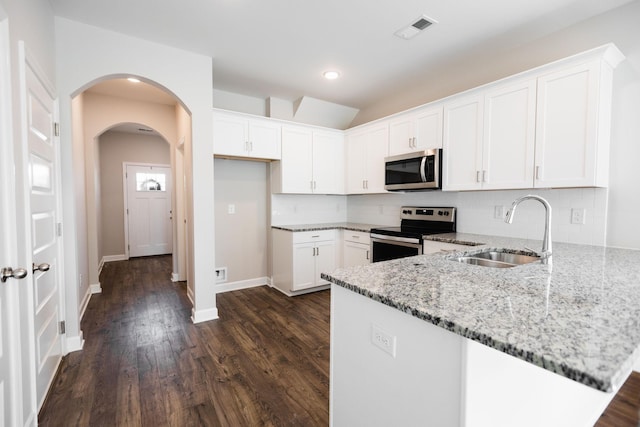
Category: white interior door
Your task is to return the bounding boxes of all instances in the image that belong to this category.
[0,16,24,427]
[126,164,173,257]
[23,49,63,411]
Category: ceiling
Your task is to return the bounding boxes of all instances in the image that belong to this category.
[50,0,634,111]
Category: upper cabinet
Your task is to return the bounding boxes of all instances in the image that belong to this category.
[534,59,614,188]
[388,105,443,156]
[213,110,281,160]
[271,126,345,194]
[444,44,624,191]
[443,78,537,191]
[345,123,389,194]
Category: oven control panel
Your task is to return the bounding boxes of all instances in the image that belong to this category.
[400,207,456,222]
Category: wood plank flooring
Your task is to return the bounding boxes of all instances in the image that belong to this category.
[38,255,329,426]
[38,254,640,426]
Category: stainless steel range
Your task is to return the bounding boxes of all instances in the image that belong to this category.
[370,207,456,263]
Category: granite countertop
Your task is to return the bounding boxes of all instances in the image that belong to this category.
[272,222,380,233]
[322,232,640,393]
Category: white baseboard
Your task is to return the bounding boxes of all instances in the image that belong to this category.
[65,331,84,353]
[171,272,186,282]
[191,307,219,324]
[634,358,640,372]
[79,285,92,320]
[271,284,330,297]
[90,283,102,294]
[102,254,127,264]
[215,276,269,293]
[98,258,105,276]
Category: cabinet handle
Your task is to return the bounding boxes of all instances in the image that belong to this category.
[365,180,369,189]
[535,166,540,180]
[310,181,314,190]
[366,250,369,260]
[482,170,487,182]
[249,141,253,152]
[317,247,320,256]
[313,181,317,190]
[412,137,417,148]
[476,171,480,183]
[352,235,359,239]
[311,235,320,238]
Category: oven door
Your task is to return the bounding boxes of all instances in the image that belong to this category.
[371,235,423,263]
[384,149,440,191]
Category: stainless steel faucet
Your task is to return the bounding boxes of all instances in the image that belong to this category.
[505,195,552,265]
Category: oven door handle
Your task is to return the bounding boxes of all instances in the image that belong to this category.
[371,236,422,248]
[420,156,427,182]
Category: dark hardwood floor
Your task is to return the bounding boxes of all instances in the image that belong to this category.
[38,255,640,426]
[38,255,329,426]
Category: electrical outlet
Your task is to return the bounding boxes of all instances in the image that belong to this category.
[494,205,505,220]
[228,204,235,214]
[571,208,586,225]
[215,267,227,283]
[371,324,396,358]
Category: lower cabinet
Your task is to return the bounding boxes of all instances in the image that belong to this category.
[343,231,371,267]
[272,229,337,294]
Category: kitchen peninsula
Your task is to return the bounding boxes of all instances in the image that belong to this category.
[324,233,640,427]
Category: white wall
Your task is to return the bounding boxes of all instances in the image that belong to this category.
[352,1,640,250]
[271,194,348,226]
[213,88,266,116]
[214,159,269,285]
[55,17,216,333]
[99,130,170,257]
[174,105,190,284]
[348,188,608,246]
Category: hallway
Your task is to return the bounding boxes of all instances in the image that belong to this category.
[38,256,330,426]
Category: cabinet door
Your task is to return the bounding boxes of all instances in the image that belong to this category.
[363,124,389,193]
[534,61,600,188]
[315,240,336,286]
[346,132,367,194]
[213,113,248,157]
[280,126,313,193]
[442,94,484,191]
[482,79,536,190]
[343,241,370,267]
[249,119,281,160]
[292,242,316,291]
[388,117,414,156]
[414,105,443,150]
[313,131,344,194]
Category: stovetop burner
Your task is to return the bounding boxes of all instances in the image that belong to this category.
[370,207,456,240]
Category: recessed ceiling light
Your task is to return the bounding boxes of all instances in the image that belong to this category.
[323,71,340,80]
[127,77,141,83]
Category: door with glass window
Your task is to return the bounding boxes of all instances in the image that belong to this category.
[125,164,172,257]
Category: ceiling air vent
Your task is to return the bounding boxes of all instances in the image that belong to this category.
[394,15,438,40]
[137,128,154,132]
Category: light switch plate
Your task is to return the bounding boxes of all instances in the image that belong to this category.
[571,208,586,225]
[372,324,396,358]
[228,204,235,214]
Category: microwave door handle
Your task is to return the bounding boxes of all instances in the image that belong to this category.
[420,156,427,182]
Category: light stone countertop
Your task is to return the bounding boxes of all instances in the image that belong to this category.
[271,222,380,233]
[322,232,640,393]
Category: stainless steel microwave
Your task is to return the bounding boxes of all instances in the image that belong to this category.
[384,149,442,191]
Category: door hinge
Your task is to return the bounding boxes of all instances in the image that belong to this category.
[59,321,66,334]
[126,208,129,214]
[57,222,62,237]
[54,122,60,137]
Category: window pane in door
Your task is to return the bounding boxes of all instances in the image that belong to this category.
[136,172,166,192]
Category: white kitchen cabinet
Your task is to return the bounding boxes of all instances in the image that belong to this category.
[443,78,537,191]
[346,123,388,194]
[389,105,443,156]
[271,126,344,194]
[272,229,337,295]
[534,56,619,188]
[213,110,281,160]
[443,45,622,192]
[343,230,370,267]
[442,94,484,191]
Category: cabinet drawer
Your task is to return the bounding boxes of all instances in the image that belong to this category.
[343,230,370,245]
[292,229,335,243]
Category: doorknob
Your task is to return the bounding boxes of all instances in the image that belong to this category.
[1,267,28,283]
[32,263,50,273]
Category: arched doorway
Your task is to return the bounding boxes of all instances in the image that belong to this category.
[71,77,190,318]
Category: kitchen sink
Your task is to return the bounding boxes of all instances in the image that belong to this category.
[450,249,541,268]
